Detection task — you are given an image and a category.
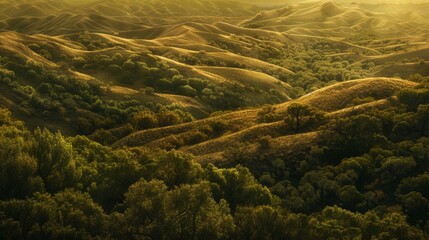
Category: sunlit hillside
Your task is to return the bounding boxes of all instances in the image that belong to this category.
[1,0,429,239]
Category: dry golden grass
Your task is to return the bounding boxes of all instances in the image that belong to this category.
[184,121,284,155]
[0,26,298,120]
[241,0,429,42]
[0,0,264,34]
[192,130,321,164]
[283,78,417,112]
[113,108,261,148]
[0,32,57,67]
[364,47,429,65]
[154,47,293,75]
[375,62,429,78]
[195,66,292,94]
[2,0,428,165]
[114,77,416,164]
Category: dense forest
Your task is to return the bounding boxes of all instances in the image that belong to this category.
[2,77,429,239]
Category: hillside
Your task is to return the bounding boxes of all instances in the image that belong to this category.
[0,26,298,134]
[0,0,266,34]
[113,77,417,163]
[241,1,429,39]
[0,0,428,138]
[0,0,427,137]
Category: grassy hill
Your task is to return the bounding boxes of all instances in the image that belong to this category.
[0,0,266,34]
[241,1,429,39]
[0,26,299,134]
[0,0,427,138]
[113,77,417,163]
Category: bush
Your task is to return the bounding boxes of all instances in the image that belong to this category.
[182,130,208,145]
[158,110,182,127]
[189,78,206,92]
[132,111,159,130]
[210,120,229,134]
[143,87,154,95]
[178,85,197,97]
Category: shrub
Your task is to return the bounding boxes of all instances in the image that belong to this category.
[182,130,209,145]
[132,111,159,130]
[158,110,182,127]
[210,120,229,134]
[178,85,197,97]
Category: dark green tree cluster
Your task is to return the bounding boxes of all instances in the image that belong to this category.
[0,54,199,136]
[226,83,429,239]
[1,105,428,239]
[268,41,377,93]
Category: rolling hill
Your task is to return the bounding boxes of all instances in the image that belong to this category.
[241,1,429,39]
[0,0,428,137]
[113,77,417,163]
[0,0,266,35]
[0,0,425,134]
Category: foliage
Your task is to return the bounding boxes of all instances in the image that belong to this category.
[2,79,429,240]
[284,103,326,133]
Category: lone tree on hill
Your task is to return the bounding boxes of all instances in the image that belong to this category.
[285,103,325,133]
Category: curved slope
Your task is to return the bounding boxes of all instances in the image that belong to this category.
[113,78,417,158]
[240,1,429,39]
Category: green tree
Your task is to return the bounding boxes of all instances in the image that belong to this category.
[205,164,273,210]
[325,114,383,161]
[336,185,363,210]
[153,150,203,188]
[284,103,325,133]
[0,190,107,240]
[400,191,429,225]
[157,109,182,127]
[132,111,159,130]
[88,149,145,211]
[285,103,311,133]
[234,206,307,239]
[122,179,234,239]
[30,128,81,193]
[308,206,424,240]
[0,124,43,199]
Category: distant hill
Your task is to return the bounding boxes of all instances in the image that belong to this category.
[241,1,429,39]
[0,0,266,34]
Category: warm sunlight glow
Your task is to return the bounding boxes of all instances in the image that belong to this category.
[0,1,428,239]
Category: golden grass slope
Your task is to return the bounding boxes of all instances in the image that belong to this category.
[114,78,417,164]
[0,25,297,117]
[241,1,429,39]
[287,77,417,112]
[374,62,429,79]
[0,0,266,35]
